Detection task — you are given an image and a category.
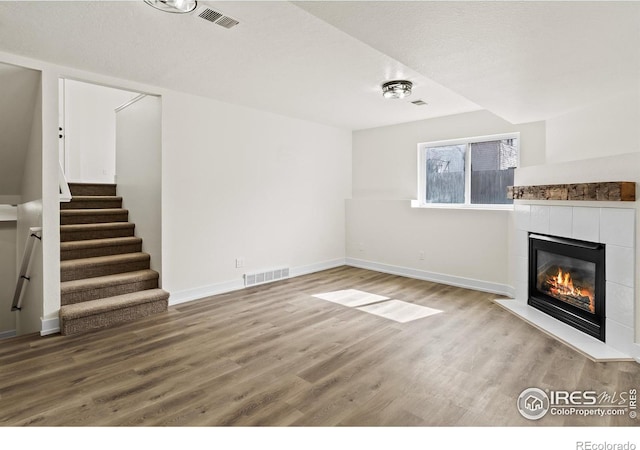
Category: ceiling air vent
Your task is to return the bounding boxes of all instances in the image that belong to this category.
[216,16,240,29]
[197,7,240,29]
[411,99,428,106]
[198,8,223,22]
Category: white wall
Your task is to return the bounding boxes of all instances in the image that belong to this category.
[348,111,545,294]
[0,222,17,336]
[20,78,42,204]
[116,95,162,277]
[64,79,137,183]
[162,91,352,300]
[0,63,40,204]
[347,199,514,293]
[545,91,640,164]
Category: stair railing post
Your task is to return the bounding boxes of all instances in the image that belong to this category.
[11,227,42,311]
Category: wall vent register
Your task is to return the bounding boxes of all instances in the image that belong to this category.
[244,267,290,287]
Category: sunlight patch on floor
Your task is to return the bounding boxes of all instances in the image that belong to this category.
[357,299,442,323]
[312,289,442,323]
[311,289,389,307]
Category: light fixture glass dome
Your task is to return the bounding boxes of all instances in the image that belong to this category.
[382,80,413,99]
[144,0,197,14]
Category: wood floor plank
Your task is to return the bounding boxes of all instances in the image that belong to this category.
[1,266,638,426]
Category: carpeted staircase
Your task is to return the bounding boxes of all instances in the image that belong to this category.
[59,183,169,335]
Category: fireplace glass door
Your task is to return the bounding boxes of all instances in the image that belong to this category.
[528,234,605,341]
[535,251,596,314]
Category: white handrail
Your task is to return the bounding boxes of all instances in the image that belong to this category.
[59,161,72,203]
[11,227,42,311]
[115,94,147,113]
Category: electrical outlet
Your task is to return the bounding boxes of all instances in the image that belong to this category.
[419,251,425,260]
[235,258,244,268]
[358,242,364,252]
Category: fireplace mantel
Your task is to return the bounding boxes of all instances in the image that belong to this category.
[508,181,635,201]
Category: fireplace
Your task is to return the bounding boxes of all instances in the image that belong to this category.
[528,234,605,341]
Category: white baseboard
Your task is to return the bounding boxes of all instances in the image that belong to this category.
[169,279,245,306]
[41,317,60,336]
[503,285,516,298]
[345,257,513,297]
[0,329,16,340]
[169,258,347,307]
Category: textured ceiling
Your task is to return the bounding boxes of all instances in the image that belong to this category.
[0,1,636,129]
[297,1,640,124]
[0,1,480,130]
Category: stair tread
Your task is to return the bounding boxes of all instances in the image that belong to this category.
[67,183,117,198]
[61,236,142,250]
[68,196,122,200]
[61,222,134,231]
[68,182,117,187]
[61,269,159,293]
[61,252,150,269]
[60,289,169,319]
[60,208,128,215]
[60,196,124,211]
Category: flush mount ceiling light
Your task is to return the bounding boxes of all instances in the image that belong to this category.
[144,0,197,14]
[381,80,413,99]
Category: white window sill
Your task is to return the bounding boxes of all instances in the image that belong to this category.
[410,200,514,211]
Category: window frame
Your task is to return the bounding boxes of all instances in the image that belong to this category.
[416,132,520,210]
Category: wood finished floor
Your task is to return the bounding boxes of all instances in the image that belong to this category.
[1,266,639,426]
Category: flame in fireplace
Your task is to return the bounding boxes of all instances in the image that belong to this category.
[556,268,574,292]
[547,268,595,313]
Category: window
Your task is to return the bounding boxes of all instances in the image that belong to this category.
[417,133,519,208]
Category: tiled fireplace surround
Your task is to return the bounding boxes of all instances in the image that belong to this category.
[496,204,638,361]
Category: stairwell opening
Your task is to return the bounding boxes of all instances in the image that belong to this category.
[58,79,164,335]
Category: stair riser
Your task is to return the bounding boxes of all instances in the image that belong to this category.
[60,212,128,225]
[68,184,117,196]
[61,279,159,305]
[61,200,123,210]
[61,242,142,261]
[61,227,135,242]
[60,299,168,335]
[61,259,150,282]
